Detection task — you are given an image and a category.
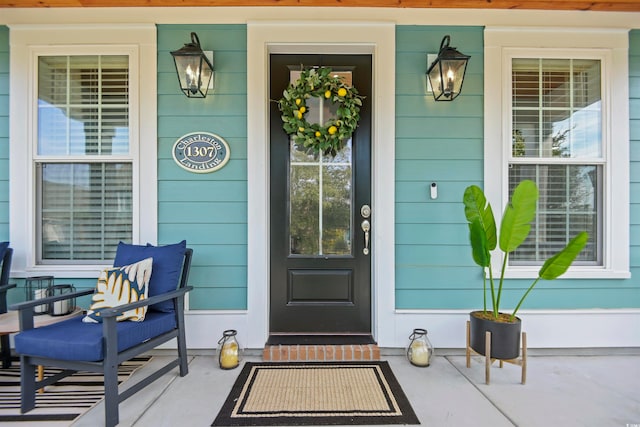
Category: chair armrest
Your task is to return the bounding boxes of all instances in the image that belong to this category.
[99,286,193,319]
[0,283,17,294]
[9,288,93,332]
[9,288,94,312]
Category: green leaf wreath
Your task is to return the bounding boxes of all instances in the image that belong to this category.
[277,67,364,156]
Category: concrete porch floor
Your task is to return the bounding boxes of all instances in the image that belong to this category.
[7,349,640,427]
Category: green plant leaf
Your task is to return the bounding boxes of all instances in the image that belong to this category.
[469,218,491,267]
[539,231,589,279]
[499,180,538,253]
[463,185,497,251]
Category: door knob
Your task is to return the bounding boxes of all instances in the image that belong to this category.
[361,219,370,255]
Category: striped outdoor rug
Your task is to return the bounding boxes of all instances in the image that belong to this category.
[0,356,150,422]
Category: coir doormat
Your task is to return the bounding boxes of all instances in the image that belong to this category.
[212,361,420,426]
[0,356,150,423]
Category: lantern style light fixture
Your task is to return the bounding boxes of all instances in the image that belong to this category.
[426,35,471,101]
[171,32,214,98]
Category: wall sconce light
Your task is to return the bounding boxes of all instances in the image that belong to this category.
[171,32,214,98]
[426,35,470,101]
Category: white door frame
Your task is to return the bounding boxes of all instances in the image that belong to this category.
[246,21,396,348]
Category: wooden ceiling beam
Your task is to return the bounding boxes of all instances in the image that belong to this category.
[1,0,640,11]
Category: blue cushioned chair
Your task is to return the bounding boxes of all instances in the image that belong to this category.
[11,245,193,427]
[0,243,15,368]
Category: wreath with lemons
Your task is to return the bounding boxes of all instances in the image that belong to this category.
[277,67,364,156]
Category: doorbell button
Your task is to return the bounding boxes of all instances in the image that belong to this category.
[430,182,438,199]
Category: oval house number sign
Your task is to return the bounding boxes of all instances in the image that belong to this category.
[172,132,231,173]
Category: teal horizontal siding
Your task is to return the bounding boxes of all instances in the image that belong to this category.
[158,116,247,139]
[395,25,640,311]
[631,28,640,299]
[395,26,485,311]
[397,287,640,310]
[396,266,481,288]
[397,244,471,267]
[158,24,248,311]
[189,266,246,286]
[396,117,484,139]
[158,159,247,180]
[159,181,247,202]
[396,202,465,224]
[189,287,247,310]
[396,159,481,181]
[187,244,246,266]
[0,26,8,243]
[158,202,247,223]
[396,138,482,160]
[159,224,246,245]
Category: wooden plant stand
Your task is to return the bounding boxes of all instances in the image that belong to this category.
[465,320,527,385]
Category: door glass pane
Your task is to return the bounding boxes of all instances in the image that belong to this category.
[289,70,353,256]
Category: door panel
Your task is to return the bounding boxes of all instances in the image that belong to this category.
[269,54,372,334]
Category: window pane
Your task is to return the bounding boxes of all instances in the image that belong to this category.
[38,163,132,263]
[508,164,600,265]
[38,55,129,156]
[512,58,601,159]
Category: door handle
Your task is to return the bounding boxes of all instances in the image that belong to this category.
[361,220,370,255]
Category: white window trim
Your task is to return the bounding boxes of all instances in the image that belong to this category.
[9,24,157,278]
[484,27,630,279]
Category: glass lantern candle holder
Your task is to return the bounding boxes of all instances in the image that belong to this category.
[407,328,434,367]
[25,276,54,315]
[47,284,76,316]
[217,329,242,370]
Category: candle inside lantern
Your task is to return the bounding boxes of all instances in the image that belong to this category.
[407,328,433,367]
[52,298,70,316]
[217,329,241,369]
[33,288,48,314]
[219,341,239,369]
[409,340,431,366]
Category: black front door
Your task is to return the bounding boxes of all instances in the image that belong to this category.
[269,54,372,334]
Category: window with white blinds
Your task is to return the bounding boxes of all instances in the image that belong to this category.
[509,58,601,266]
[36,55,132,263]
[484,28,629,278]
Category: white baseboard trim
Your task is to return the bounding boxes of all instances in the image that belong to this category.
[175,309,640,350]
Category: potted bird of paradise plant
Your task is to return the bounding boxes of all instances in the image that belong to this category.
[463,180,588,359]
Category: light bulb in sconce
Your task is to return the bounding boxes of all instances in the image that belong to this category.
[445,69,455,97]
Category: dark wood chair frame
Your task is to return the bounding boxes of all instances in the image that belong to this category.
[11,248,193,427]
[0,247,15,368]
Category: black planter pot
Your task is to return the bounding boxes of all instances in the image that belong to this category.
[469,311,521,360]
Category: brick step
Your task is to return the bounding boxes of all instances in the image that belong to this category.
[263,344,380,362]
